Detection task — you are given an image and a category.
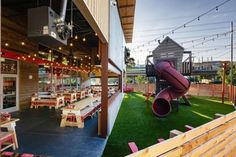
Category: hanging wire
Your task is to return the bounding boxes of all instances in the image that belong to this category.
[131,0,232,51]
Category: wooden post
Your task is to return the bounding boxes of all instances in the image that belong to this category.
[197,84,200,96]
[230,22,234,102]
[212,84,215,97]
[222,63,227,104]
[119,74,122,91]
[99,40,108,138]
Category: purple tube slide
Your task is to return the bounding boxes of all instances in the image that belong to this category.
[152,61,190,117]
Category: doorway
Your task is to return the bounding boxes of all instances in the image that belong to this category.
[0,75,18,112]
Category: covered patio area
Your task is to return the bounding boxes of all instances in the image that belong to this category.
[12,108,106,157]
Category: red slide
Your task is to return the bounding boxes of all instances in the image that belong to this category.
[152,61,190,117]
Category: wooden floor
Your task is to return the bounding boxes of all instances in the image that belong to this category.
[9,107,106,157]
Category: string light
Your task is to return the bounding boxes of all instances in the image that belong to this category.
[49,50,52,53]
[21,42,25,46]
[131,0,232,51]
[59,47,62,50]
[5,43,9,46]
[95,33,98,36]
[70,43,73,47]
[74,35,78,39]
[82,37,86,42]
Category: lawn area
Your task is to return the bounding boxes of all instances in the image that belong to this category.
[102,92,235,157]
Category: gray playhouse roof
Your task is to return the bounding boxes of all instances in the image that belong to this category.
[153,36,184,53]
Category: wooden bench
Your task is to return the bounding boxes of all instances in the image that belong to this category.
[61,93,77,104]
[157,138,165,143]
[214,113,224,119]
[185,125,194,131]
[169,129,183,138]
[0,132,16,152]
[128,142,139,153]
[126,111,236,157]
[128,138,165,154]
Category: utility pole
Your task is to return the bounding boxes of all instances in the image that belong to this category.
[230,22,234,103]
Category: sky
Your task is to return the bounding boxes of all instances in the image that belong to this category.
[127,0,236,65]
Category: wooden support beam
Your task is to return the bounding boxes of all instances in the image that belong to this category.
[99,40,108,138]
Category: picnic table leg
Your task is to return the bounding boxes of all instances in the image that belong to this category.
[7,122,19,149]
[76,116,84,128]
[60,115,67,127]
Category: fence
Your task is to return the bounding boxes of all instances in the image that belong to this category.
[126,111,236,157]
[126,83,236,102]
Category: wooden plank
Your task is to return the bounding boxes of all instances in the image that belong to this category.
[73,0,109,43]
[213,138,236,157]
[1,16,26,35]
[158,118,236,157]
[182,117,236,155]
[126,111,236,157]
[159,147,182,157]
[225,143,236,157]
[184,125,236,157]
[200,132,236,157]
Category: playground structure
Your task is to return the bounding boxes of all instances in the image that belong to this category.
[146,36,192,117]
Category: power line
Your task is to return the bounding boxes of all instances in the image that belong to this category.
[134,9,236,24]
[134,21,235,33]
[131,0,233,51]
[131,30,234,52]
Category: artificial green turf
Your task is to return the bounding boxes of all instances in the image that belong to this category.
[102,92,235,157]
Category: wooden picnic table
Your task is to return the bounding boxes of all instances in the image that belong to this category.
[31,96,65,109]
[76,90,86,100]
[58,92,77,104]
[60,96,101,128]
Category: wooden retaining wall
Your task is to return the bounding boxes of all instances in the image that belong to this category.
[126,111,236,157]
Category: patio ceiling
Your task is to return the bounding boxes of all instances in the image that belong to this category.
[117,0,136,43]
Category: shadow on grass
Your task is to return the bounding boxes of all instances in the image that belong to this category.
[102,93,235,157]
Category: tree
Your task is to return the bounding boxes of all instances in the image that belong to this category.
[127,58,135,67]
[217,64,236,85]
[124,47,136,67]
[226,64,236,85]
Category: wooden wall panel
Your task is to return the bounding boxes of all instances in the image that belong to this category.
[73,0,109,43]
[19,61,39,109]
[1,8,38,55]
[1,8,39,110]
